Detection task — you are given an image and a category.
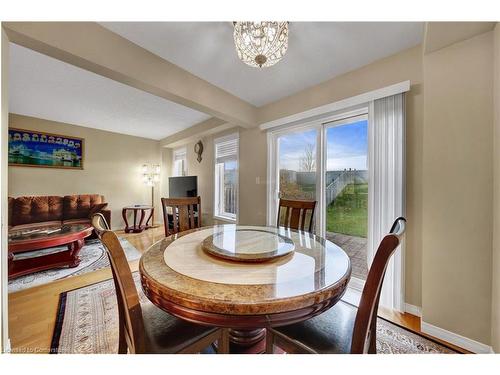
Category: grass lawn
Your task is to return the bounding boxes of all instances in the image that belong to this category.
[326,183,368,238]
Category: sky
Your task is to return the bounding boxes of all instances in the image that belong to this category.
[278,119,368,171]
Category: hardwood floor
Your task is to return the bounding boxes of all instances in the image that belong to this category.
[7,227,162,354]
[7,226,468,354]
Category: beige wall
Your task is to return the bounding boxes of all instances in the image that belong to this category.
[238,126,268,225]
[422,32,494,344]
[162,126,269,226]
[492,23,500,353]
[259,46,423,124]
[8,114,162,229]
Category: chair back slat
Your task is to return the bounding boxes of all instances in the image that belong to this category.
[277,199,317,233]
[289,208,301,229]
[350,217,406,354]
[178,205,189,232]
[161,197,201,237]
[189,205,195,228]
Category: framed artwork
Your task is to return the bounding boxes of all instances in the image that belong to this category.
[8,128,84,169]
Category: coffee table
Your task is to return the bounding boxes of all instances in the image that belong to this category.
[8,224,93,279]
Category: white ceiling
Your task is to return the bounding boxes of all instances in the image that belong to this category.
[9,43,211,140]
[100,22,424,106]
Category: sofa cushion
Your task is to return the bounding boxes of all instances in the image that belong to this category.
[63,194,104,220]
[11,196,64,226]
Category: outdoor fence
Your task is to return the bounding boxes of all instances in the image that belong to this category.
[224,184,237,214]
[326,170,368,206]
[279,169,368,205]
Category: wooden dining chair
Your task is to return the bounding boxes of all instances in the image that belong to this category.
[161,196,201,237]
[91,212,110,237]
[91,214,229,354]
[266,217,407,354]
[277,198,317,233]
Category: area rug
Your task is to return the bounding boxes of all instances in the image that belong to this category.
[8,238,141,293]
[51,273,458,354]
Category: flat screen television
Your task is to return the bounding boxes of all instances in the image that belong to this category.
[169,176,198,198]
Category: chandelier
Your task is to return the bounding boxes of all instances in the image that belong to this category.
[233,22,289,68]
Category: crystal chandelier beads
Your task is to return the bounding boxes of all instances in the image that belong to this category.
[233,22,289,68]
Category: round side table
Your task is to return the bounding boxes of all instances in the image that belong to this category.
[122,205,154,233]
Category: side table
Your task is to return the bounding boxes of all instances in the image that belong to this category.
[122,205,154,233]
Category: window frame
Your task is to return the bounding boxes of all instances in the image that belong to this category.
[213,133,239,223]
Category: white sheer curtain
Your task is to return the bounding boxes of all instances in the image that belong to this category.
[367,93,405,310]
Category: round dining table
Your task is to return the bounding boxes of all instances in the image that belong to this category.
[139,224,352,353]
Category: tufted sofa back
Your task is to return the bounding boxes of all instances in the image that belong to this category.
[10,195,64,226]
[63,194,105,220]
[9,194,106,226]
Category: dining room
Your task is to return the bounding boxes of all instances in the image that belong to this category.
[1,1,500,374]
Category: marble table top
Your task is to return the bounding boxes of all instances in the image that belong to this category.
[139,225,351,316]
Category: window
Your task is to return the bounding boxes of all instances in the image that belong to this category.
[172,147,187,177]
[214,134,239,221]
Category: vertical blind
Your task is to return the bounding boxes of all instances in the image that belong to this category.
[368,92,405,310]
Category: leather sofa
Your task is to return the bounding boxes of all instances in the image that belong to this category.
[8,194,111,233]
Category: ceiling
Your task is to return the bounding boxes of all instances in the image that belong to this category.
[100,22,424,106]
[9,43,211,140]
[10,22,424,140]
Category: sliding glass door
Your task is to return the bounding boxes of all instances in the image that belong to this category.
[268,126,319,229]
[324,115,368,281]
[268,110,369,283]
[268,99,404,310]
[277,128,318,201]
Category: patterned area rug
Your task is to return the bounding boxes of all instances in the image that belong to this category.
[375,319,457,354]
[8,238,141,293]
[51,273,458,354]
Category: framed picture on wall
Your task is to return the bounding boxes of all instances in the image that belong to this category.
[8,128,84,169]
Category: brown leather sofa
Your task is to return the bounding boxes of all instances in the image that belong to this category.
[8,194,111,233]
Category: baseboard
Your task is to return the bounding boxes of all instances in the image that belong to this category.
[421,321,494,354]
[404,303,422,317]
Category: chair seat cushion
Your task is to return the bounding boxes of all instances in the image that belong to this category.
[271,300,357,354]
[141,301,219,354]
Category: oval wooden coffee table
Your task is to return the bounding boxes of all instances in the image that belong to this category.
[8,224,93,279]
[139,225,351,353]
